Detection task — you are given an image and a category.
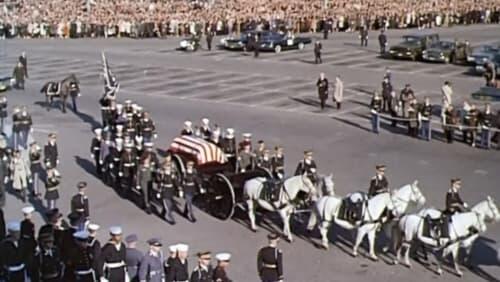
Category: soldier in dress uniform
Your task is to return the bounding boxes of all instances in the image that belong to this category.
[158,161,179,223]
[271,146,285,180]
[479,103,494,149]
[181,121,194,136]
[20,206,37,257]
[33,231,64,282]
[71,181,90,230]
[370,91,382,134]
[71,230,96,282]
[294,150,317,178]
[445,178,468,215]
[418,97,433,141]
[44,168,61,210]
[317,73,329,110]
[181,161,202,222]
[314,40,322,64]
[90,128,103,177]
[0,96,8,133]
[213,253,232,282]
[138,238,165,282]
[166,243,189,282]
[0,221,30,282]
[38,209,65,251]
[18,106,33,149]
[99,131,113,183]
[199,118,212,140]
[139,112,157,143]
[99,226,128,282]
[221,128,237,168]
[238,133,252,152]
[100,94,114,128]
[0,137,8,208]
[164,244,177,280]
[254,140,266,160]
[12,106,21,149]
[190,251,213,282]
[119,143,138,194]
[125,234,143,282]
[125,115,138,140]
[44,133,59,169]
[110,138,124,188]
[87,223,102,280]
[257,233,284,282]
[368,165,389,198]
[236,143,255,173]
[210,127,222,146]
[29,141,43,197]
[138,151,155,213]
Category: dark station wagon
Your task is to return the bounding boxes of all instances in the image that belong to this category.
[221,31,312,53]
[389,33,440,61]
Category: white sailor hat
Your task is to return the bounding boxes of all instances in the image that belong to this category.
[215,253,231,261]
[94,128,102,135]
[116,124,124,130]
[13,106,20,113]
[109,226,123,236]
[226,128,234,135]
[213,129,221,136]
[22,206,35,214]
[135,106,143,112]
[7,221,21,232]
[116,103,123,109]
[144,142,154,147]
[87,223,100,231]
[124,100,132,104]
[242,133,252,138]
[176,243,189,252]
[184,120,192,127]
[73,230,90,240]
[169,244,178,253]
[201,118,209,125]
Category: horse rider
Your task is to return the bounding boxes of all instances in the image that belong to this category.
[236,143,255,173]
[257,233,284,282]
[294,150,317,181]
[181,120,194,136]
[368,165,389,198]
[271,146,285,180]
[221,128,237,168]
[440,178,469,238]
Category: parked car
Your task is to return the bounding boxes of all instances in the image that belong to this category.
[473,53,500,77]
[220,32,254,51]
[471,85,500,102]
[220,31,312,53]
[388,33,440,61]
[179,35,201,51]
[466,43,500,65]
[421,40,470,63]
[0,76,12,92]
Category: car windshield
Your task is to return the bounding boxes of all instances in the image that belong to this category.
[431,41,453,49]
[403,36,420,44]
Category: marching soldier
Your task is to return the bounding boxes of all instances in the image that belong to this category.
[29,141,43,197]
[70,181,90,230]
[18,106,33,149]
[139,111,156,143]
[164,244,177,280]
[99,226,128,282]
[125,234,143,282]
[317,72,329,110]
[479,103,494,149]
[368,165,389,198]
[44,133,59,169]
[90,128,103,177]
[138,238,165,282]
[125,117,137,140]
[33,231,64,282]
[445,178,468,215]
[100,132,113,183]
[257,233,284,282]
[236,143,255,173]
[110,138,124,187]
[72,230,97,282]
[314,40,322,64]
[181,121,194,136]
[38,209,65,252]
[166,243,189,282]
[99,94,114,128]
[156,162,179,224]
[0,221,31,281]
[213,253,232,282]
[119,143,137,194]
[0,96,7,133]
[87,223,102,280]
[20,206,37,257]
[370,91,382,134]
[418,97,433,141]
[271,146,285,180]
[181,161,202,222]
[294,150,317,177]
[221,128,237,168]
[137,152,156,214]
[190,251,213,282]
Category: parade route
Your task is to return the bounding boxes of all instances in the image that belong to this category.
[1,25,500,281]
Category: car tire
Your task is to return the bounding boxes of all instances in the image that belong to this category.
[274,45,282,53]
[298,42,305,50]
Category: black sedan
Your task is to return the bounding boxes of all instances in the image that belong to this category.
[220,31,311,53]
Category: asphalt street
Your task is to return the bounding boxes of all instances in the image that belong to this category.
[1,25,499,282]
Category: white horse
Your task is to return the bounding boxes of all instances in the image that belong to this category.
[307,181,426,261]
[396,196,500,276]
[244,174,334,242]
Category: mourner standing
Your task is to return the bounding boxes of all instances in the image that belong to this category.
[333,75,344,110]
[213,253,232,282]
[368,165,389,198]
[44,133,59,169]
[10,149,31,203]
[44,167,61,210]
[462,104,479,147]
[12,106,21,149]
[253,34,260,58]
[190,251,213,282]
[359,26,368,47]
[166,243,189,282]
[370,91,382,134]
[125,234,143,282]
[257,233,284,282]
[90,128,103,177]
[407,99,419,138]
[479,103,494,149]
[29,141,43,197]
[70,181,90,230]
[100,226,128,282]
[206,27,215,51]
[378,29,387,54]
[443,105,458,144]
[0,221,31,281]
[138,238,165,282]
[316,72,329,110]
[12,62,26,90]
[381,76,393,112]
[314,40,322,64]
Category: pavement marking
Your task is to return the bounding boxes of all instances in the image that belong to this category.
[474,169,488,176]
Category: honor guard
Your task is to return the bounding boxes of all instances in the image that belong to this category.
[236,143,255,173]
[138,238,165,282]
[125,116,137,140]
[271,146,285,180]
[181,161,201,222]
[254,140,266,160]
[72,230,97,282]
[210,127,222,146]
[125,234,143,281]
[140,111,157,143]
[87,223,102,280]
[164,244,177,280]
[100,94,114,128]
[294,150,317,177]
[445,178,468,215]
[370,91,382,134]
[124,100,134,118]
[156,162,179,224]
[257,149,272,171]
[221,128,237,167]
[44,168,61,210]
[199,118,212,140]
[137,151,155,214]
[181,121,194,136]
[238,133,252,152]
[110,138,124,187]
[257,233,284,282]
[12,106,21,149]
[100,132,113,183]
[33,231,64,282]
[190,251,213,282]
[0,221,30,282]
[166,243,189,282]
[44,133,59,169]
[20,206,37,256]
[213,253,232,282]
[368,165,389,197]
[99,226,128,282]
[91,128,103,176]
[114,104,127,131]
[70,181,90,230]
[119,143,137,192]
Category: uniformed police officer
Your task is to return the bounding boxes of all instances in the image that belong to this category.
[445,178,468,215]
[99,226,128,282]
[237,143,255,173]
[190,251,213,282]
[90,128,103,177]
[370,91,382,134]
[166,243,189,282]
[213,253,232,282]
[271,146,284,180]
[368,165,389,197]
[181,161,202,222]
[138,238,165,282]
[0,221,30,282]
[418,97,432,141]
[87,223,102,280]
[71,181,90,230]
[125,234,143,282]
[257,233,284,282]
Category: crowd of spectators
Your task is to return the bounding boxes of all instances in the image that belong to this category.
[0,0,499,39]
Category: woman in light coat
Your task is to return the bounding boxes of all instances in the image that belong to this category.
[10,150,31,202]
[333,76,344,110]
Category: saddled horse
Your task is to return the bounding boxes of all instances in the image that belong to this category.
[244,174,334,242]
[40,74,80,113]
[307,181,425,261]
[395,196,500,276]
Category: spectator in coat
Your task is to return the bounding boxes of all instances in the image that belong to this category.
[333,76,344,110]
[10,150,31,203]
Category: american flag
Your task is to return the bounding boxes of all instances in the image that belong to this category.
[101,52,119,97]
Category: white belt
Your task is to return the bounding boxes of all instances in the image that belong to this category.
[8,264,25,272]
[75,269,94,275]
[105,261,125,269]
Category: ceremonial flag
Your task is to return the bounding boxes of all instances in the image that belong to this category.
[101,52,119,98]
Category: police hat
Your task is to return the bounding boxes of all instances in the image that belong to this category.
[147,238,162,247]
[125,234,139,244]
[77,181,87,189]
[267,233,280,240]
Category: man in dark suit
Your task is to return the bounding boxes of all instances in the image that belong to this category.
[44,133,59,169]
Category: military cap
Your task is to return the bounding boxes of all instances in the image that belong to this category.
[267,233,280,240]
[184,120,192,127]
[304,150,313,156]
[226,128,234,136]
[177,243,189,252]
[201,118,210,125]
[48,133,57,138]
[87,223,100,232]
[215,253,231,262]
[7,221,21,232]
[124,100,132,104]
[197,251,212,258]
[405,83,411,87]
[73,230,90,240]
[451,178,461,184]
[77,181,87,189]
[169,244,178,253]
[242,133,252,139]
[13,106,20,113]
[375,164,386,170]
[147,238,162,247]
[125,234,139,244]
[109,226,123,236]
[22,206,35,214]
